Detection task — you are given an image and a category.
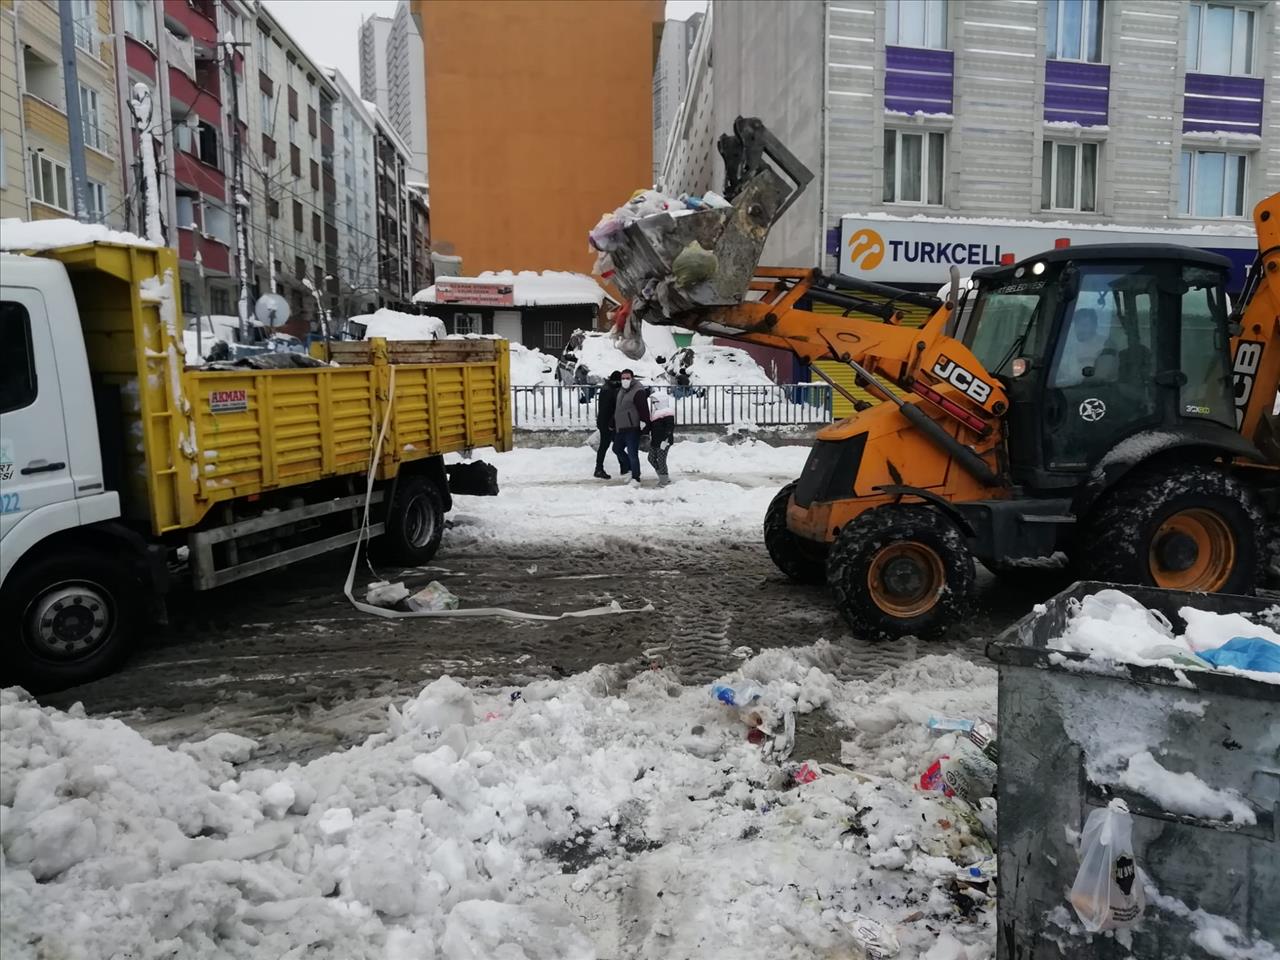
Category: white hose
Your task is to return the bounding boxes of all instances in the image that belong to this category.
[344,365,653,622]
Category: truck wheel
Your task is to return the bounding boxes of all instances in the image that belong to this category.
[1081,464,1260,594]
[384,475,446,565]
[764,481,826,584]
[827,505,974,642]
[1,549,139,692]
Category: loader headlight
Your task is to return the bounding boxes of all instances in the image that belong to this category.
[1032,262,1046,275]
[1011,357,1030,378]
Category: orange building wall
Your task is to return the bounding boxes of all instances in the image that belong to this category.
[417,0,663,275]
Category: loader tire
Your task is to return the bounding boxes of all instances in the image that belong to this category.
[1080,464,1261,594]
[827,505,974,642]
[384,475,446,565]
[764,481,826,584]
[1,549,140,693]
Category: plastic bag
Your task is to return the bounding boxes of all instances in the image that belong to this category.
[1069,799,1144,932]
[1198,636,1280,673]
[672,241,718,288]
[406,581,460,612]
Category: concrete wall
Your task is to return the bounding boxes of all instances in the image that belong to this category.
[418,0,663,275]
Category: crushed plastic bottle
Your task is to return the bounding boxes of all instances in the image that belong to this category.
[711,682,764,708]
[840,913,900,959]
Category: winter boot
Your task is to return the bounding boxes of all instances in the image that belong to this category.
[594,468,610,479]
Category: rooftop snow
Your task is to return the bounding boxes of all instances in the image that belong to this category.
[414,271,609,308]
[0,218,157,251]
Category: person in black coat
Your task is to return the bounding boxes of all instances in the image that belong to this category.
[594,371,625,479]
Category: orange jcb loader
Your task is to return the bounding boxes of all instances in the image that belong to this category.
[610,117,1279,640]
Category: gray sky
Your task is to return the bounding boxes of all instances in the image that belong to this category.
[264,0,708,95]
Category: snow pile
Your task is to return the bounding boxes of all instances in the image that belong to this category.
[2,649,998,959]
[507,343,558,386]
[564,326,772,387]
[354,308,447,341]
[0,218,157,251]
[565,326,672,382]
[667,344,775,386]
[1049,589,1280,681]
[413,271,607,308]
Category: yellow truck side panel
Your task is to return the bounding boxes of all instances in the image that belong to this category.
[33,243,513,537]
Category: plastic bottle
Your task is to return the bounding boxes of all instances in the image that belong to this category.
[711,682,764,708]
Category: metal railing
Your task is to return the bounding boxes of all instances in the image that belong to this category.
[510,384,833,429]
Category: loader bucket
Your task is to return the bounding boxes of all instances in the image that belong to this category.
[610,117,813,324]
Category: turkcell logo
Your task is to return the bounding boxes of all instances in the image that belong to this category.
[885,240,1006,267]
[847,228,885,269]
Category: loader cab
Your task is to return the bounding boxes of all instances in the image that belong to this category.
[964,245,1235,492]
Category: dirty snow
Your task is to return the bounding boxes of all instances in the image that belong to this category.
[1115,752,1256,826]
[1,648,998,959]
[414,271,608,308]
[0,218,157,251]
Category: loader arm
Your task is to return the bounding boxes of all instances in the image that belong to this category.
[1230,193,1280,463]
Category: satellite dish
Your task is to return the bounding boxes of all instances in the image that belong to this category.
[254,292,290,329]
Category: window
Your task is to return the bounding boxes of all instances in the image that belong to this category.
[261,91,273,129]
[288,114,296,143]
[290,144,301,177]
[30,152,70,211]
[542,320,563,350]
[1042,141,1098,212]
[203,205,232,244]
[257,30,270,72]
[211,287,231,315]
[267,197,280,219]
[79,85,101,151]
[885,0,946,49]
[73,0,95,52]
[295,256,306,279]
[1179,150,1247,217]
[312,211,321,241]
[293,200,303,231]
[1179,265,1233,424]
[124,0,155,45]
[1046,0,1104,62]
[308,105,317,138]
[0,302,37,413]
[453,313,482,336]
[1186,2,1254,75]
[883,130,945,205]
[85,179,106,221]
[176,194,196,228]
[197,122,220,169]
[310,159,320,190]
[22,48,61,105]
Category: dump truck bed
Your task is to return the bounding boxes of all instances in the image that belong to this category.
[46,242,511,536]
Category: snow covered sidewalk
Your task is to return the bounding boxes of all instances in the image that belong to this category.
[446,438,811,546]
[2,646,999,960]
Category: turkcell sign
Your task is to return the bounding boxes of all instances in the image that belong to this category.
[838,215,1258,289]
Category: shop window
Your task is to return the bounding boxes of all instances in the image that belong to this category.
[883,130,945,205]
[1042,141,1098,212]
[1179,150,1247,218]
[1047,0,1104,63]
[1186,2,1254,76]
[885,0,947,49]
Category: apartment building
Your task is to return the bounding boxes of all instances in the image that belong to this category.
[664,1,1278,287]
[652,13,703,183]
[358,1,426,183]
[370,102,413,308]
[326,67,380,317]
[3,0,124,226]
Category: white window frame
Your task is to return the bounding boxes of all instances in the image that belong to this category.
[72,0,95,53]
[1042,140,1099,212]
[1179,149,1248,218]
[124,0,155,46]
[30,152,71,212]
[85,179,107,222]
[884,129,946,206]
[1185,2,1255,76]
[885,0,947,49]
[1047,0,1105,63]
[79,84,102,151]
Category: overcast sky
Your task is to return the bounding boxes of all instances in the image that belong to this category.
[264,0,709,95]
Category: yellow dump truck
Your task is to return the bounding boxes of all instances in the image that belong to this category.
[0,239,511,690]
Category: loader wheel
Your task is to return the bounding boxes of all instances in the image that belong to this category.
[384,475,446,565]
[1,549,140,692]
[827,505,974,642]
[764,481,826,584]
[1081,464,1260,594]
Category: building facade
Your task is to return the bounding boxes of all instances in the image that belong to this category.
[326,68,380,318]
[370,102,413,309]
[663,0,1280,282]
[358,13,392,116]
[652,13,702,183]
[359,1,426,184]
[3,0,125,227]
[416,0,664,275]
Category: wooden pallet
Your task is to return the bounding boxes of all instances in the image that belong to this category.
[329,339,501,365]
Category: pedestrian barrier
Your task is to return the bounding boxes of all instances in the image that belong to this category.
[510,384,833,428]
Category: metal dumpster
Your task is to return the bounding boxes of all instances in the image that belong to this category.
[986,581,1279,959]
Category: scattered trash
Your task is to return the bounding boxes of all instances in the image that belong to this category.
[841,913,901,959]
[1069,798,1144,932]
[365,580,410,608]
[939,752,997,806]
[920,757,948,794]
[711,682,764,708]
[927,716,976,734]
[964,720,999,763]
[1138,644,1211,669]
[672,241,718,288]
[784,761,820,787]
[406,581,460,612]
[527,564,538,575]
[1197,636,1280,673]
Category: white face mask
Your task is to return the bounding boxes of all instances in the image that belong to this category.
[620,379,632,389]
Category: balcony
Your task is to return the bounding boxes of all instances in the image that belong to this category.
[174,150,226,200]
[176,227,231,274]
[168,64,221,127]
[125,35,158,80]
[1183,73,1264,137]
[164,0,216,47]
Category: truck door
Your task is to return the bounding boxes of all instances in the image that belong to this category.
[0,292,74,539]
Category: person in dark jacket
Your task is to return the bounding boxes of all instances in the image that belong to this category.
[594,371,625,479]
[612,369,650,483]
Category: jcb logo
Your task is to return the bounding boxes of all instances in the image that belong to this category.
[1232,340,1263,429]
[931,355,993,404]
[847,228,885,270]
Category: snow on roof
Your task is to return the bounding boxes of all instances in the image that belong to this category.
[413,271,609,308]
[0,218,157,251]
[352,308,446,341]
[843,210,1257,239]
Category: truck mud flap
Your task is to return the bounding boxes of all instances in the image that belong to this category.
[447,461,499,497]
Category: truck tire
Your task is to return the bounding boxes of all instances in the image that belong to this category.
[764,482,826,584]
[1080,464,1261,594]
[383,475,446,565]
[1,549,140,692]
[827,505,974,642]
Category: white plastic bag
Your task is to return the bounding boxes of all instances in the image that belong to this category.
[1069,798,1144,932]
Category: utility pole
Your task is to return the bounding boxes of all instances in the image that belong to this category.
[128,83,163,243]
[58,0,89,221]
[263,168,277,293]
[223,38,253,343]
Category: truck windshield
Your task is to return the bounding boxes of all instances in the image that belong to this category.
[965,276,1060,376]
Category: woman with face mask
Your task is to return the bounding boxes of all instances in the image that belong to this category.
[611,369,650,484]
